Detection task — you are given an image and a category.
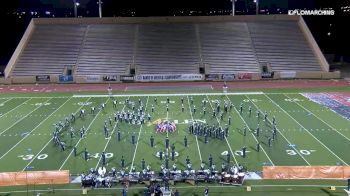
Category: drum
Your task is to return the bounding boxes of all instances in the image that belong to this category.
[232,175,238,183]
[223,174,231,183]
[97,177,104,183]
[238,172,245,183]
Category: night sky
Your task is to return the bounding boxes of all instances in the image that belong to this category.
[0,0,349,69]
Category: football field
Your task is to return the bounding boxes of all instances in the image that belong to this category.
[1,91,350,177]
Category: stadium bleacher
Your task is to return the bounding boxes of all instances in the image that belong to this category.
[136,23,200,74]
[248,21,321,72]
[12,25,86,76]
[75,24,135,76]
[8,16,325,78]
[198,22,259,74]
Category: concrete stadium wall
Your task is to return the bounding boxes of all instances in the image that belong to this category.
[11,76,36,84]
[251,73,261,80]
[272,72,281,79]
[33,15,299,25]
[0,77,11,84]
[321,71,341,79]
[50,75,59,83]
[75,76,87,83]
[5,20,35,78]
[295,71,323,79]
[298,17,330,72]
[0,72,341,84]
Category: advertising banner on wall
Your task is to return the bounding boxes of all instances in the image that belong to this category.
[261,72,275,79]
[135,74,203,82]
[120,75,134,82]
[221,74,235,81]
[205,74,220,81]
[59,75,74,83]
[85,75,101,83]
[35,75,50,82]
[237,73,253,80]
[103,75,118,81]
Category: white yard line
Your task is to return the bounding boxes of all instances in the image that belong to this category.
[205,95,238,166]
[186,96,202,162]
[224,95,275,166]
[0,97,13,105]
[0,97,68,160]
[95,97,129,170]
[244,95,311,165]
[129,96,150,172]
[59,97,110,170]
[22,97,91,171]
[263,93,348,166]
[285,94,350,143]
[0,98,32,119]
[0,98,49,135]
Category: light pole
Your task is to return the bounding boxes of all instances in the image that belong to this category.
[231,0,235,16]
[97,0,103,18]
[255,0,259,15]
[73,0,80,17]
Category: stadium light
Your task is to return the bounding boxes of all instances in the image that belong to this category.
[97,0,103,18]
[73,0,79,17]
[231,0,236,16]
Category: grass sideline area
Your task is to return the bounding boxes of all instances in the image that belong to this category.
[0,88,350,195]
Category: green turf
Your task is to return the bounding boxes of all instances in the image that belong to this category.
[1,90,350,195]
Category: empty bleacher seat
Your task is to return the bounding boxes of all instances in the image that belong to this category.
[12,25,86,76]
[135,23,200,74]
[198,22,259,74]
[10,18,322,77]
[248,21,321,72]
[75,24,135,76]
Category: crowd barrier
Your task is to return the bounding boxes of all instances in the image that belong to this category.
[263,166,350,179]
[0,170,70,186]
